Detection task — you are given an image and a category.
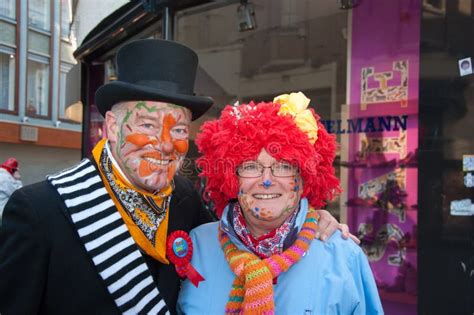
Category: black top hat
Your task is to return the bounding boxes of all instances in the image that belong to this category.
[95,39,213,120]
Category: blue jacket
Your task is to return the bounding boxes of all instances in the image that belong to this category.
[178,199,384,315]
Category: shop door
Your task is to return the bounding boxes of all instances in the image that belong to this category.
[419,1,474,314]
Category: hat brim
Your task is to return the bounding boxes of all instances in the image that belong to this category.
[95,81,214,121]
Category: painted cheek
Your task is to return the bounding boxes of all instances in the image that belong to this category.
[239,194,253,210]
[138,160,156,177]
[173,140,188,154]
[126,134,158,147]
[292,177,300,192]
[251,207,260,218]
[258,208,273,219]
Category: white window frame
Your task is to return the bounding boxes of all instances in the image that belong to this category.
[0,46,16,112]
[27,53,50,118]
[0,0,16,20]
[58,62,76,121]
[28,0,51,32]
[60,0,72,40]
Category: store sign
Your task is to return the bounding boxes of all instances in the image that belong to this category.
[321,115,408,134]
[20,125,39,142]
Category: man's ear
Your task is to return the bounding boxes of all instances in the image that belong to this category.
[105,111,119,145]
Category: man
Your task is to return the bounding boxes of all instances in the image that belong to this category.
[0,158,22,223]
[0,39,351,315]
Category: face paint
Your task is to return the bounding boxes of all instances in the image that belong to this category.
[292,179,300,192]
[262,179,272,189]
[125,134,158,148]
[109,101,190,193]
[173,140,189,154]
[237,149,302,237]
[161,113,177,143]
[136,101,158,113]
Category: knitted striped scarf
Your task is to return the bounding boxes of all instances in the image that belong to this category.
[219,209,319,314]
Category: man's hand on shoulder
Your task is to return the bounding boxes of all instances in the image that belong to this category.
[315,209,361,244]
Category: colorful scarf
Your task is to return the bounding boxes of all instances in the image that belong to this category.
[93,139,172,264]
[232,203,297,258]
[219,208,319,314]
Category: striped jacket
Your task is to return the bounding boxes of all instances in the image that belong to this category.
[0,159,213,315]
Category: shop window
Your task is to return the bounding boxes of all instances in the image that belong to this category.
[61,0,72,40]
[29,0,51,32]
[27,57,50,117]
[0,0,15,20]
[0,49,15,111]
[175,0,347,194]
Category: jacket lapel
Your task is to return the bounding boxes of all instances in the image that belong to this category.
[47,159,169,315]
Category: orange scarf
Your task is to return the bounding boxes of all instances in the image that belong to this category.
[93,139,171,264]
[220,209,319,314]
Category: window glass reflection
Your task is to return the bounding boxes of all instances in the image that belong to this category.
[29,0,51,32]
[0,51,15,111]
[27,59,49,117]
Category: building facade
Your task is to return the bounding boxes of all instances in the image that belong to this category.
[0,0,83,184]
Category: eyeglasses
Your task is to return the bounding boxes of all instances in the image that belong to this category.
[237,161,299,178]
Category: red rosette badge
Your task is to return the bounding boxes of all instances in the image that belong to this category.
[166,230,205,287]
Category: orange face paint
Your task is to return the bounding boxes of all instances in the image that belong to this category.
[167,163,177,182]
[138,160,155,177]
[126,134,158,147]
[131,113,184,180]
[138,153,176,178]
[173,140,189,154]
[161,113,177,143]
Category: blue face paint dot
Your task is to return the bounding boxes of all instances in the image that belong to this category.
[263,180,272,188]
[294,185,299,192]
[255,207,259,212]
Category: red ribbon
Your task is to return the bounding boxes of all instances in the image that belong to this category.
[184,264,205,287]
[166,230,205,287]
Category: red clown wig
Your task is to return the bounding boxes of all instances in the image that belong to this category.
[196,101,341,216]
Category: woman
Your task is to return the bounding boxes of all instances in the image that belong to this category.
[178,92,383,314]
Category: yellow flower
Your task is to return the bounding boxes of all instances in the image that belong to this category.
[274,92,318,144]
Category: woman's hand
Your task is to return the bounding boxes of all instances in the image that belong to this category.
[315,210,361,244]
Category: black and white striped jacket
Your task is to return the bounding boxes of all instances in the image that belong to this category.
[0,159,214,315]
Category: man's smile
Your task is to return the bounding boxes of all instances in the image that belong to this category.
[143,157,172,166]
[142,152,175,167]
